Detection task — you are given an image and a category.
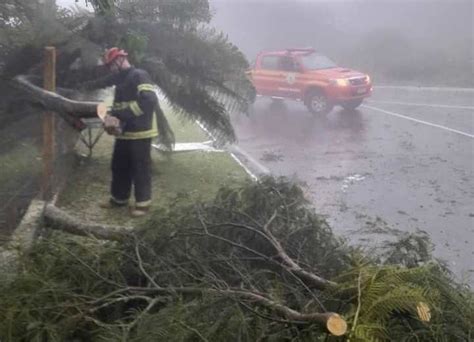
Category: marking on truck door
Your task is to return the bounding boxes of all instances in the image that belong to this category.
[286,73,296,85]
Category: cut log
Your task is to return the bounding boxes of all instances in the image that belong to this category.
[43,204,132,241]
[416,302,431,322]
[326,313,348,336]
[13,75,102,119]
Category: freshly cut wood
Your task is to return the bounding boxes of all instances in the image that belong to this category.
[13,75,102,119]
[43,204,132,241]
[417,302,431,322]
[326,313,348,336]
[97,103,108,121]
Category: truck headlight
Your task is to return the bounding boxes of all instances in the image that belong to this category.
[330,79,349,86]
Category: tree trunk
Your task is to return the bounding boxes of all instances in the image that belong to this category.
[43,204,132,241]
[13,75,104,119]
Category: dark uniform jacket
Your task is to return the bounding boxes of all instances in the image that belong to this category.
[85,67,159,140]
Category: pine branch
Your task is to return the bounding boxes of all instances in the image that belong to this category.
[128,285,347,334]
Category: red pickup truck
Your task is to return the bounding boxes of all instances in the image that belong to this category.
[247,48,372,114]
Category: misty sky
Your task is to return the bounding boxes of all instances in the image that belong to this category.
[56,0,88,9]
[55,0,472,74]
[57,0,470,8]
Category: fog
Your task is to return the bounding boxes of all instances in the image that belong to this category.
[211,0,473,86]
[55,0,472,85]
[56,0,88,9]
[208,1,474,282]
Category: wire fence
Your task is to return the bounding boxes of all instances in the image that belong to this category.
[0,110,80,244]
[0,47,81,245]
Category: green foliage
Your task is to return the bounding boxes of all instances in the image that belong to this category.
[119,0,253,140]
[382,230,434,268]
[137,176,351,282]
[1,178,472,341]
[121,30,148,64]
[357,221,436,269]
[332,263,473,341]
[78,0,254,144]
[84,0,116,14]
[157,0,211,27]
[1,0,254,149]
[0,234,124,341]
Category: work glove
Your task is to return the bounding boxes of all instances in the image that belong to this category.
[103,114,123,136]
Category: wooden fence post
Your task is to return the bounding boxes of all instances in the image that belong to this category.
[42,46,56,200]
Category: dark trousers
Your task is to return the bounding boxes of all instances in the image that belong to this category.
[111,138,152,207]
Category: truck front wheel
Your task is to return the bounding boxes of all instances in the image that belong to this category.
[305,90,333,115]
[341,99,363,110]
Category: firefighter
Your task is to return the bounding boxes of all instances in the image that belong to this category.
[85,47,160,217]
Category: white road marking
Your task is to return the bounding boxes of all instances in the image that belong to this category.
[375,85,474,93]
[362,104,474,138]
[153,142,223,152]
[195,120,265,179]
[229,152,259,181]
[367,100,474,111]
[230,145,270,175]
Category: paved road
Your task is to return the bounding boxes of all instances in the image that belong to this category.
[231,86,474,283]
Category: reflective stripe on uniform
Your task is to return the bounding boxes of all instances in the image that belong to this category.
[113,102,129,110]
[116,110,158,140]
[137,83,156,93]
[135,200,151,207]
[111,196,129,204]
[113,101,143,116]
[129,101,143,116]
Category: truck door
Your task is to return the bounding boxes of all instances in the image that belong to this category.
[276,56,303,99]
[252,55,285,97]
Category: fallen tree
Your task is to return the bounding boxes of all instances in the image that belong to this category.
[1,178,472,341]
[40,185,346,335]
[13,75,105,130]
[13,75,100,118]
[44,204,132,242]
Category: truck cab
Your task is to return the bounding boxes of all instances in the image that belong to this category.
[248,48,373,114]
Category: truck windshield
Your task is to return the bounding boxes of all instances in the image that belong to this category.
[300,53,337,70]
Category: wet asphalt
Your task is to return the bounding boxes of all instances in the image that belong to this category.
[231,86,474,284]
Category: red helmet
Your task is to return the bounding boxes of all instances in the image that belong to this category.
[103,47,128,65]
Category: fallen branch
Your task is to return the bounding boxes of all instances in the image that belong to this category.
[261,211,337,289]
[129,285,347,335]
[198,215,336,290]
[44,204,132,241]
[13,75,105,119]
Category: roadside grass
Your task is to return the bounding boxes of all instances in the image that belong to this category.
[164,106,208,142]
[0,140,41,195]
[0,140,41,241]
[57,109,248,226]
